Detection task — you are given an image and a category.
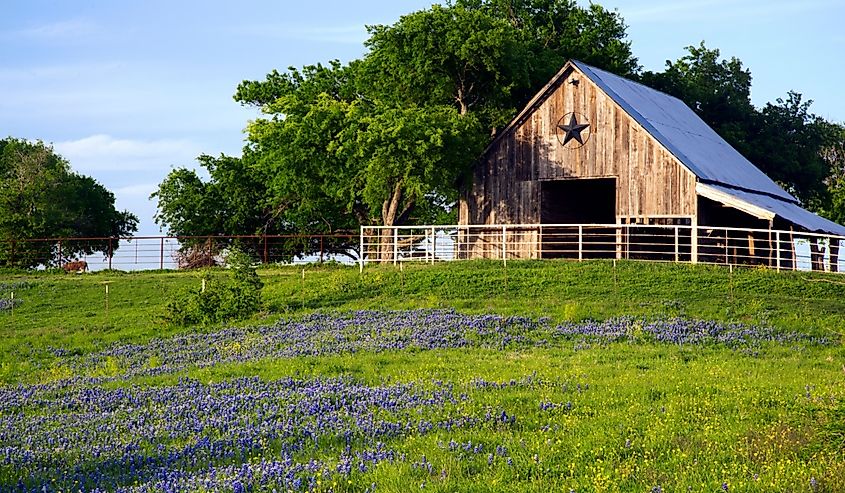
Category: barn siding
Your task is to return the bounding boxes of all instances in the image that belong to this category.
[459,65,697,232]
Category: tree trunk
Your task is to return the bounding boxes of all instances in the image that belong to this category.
[380,183,403,262]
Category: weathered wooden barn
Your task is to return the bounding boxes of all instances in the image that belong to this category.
[458,60,845,268]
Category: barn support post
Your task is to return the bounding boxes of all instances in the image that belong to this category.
[775,231,781,271]
[809,238,823,271]
[393,228,398,265]
[831,238,840,273]
[578,225,583,261]
[747,231,756,262]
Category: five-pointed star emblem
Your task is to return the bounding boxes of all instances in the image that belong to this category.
[557,113,590,146]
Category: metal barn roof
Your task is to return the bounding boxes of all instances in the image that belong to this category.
[572,61,845,236]
[700,183,845,236]
[574,61,796,203]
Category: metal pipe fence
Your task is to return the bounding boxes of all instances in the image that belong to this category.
[0,234,358,271]
[360,224,845,274]
[2,225,843,274]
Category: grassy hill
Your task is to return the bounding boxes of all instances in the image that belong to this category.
[1,260,844,491]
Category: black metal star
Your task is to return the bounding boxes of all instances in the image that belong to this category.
[557,113,590,146]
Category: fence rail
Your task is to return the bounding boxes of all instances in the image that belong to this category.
[3,224,843,274]
[0,234,358,271]
[359,224,845,274]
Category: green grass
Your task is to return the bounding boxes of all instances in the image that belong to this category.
[3,260,845,365]
[2,260,845,491]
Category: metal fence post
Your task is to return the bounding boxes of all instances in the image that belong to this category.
[431,227,437,263]
[674,226,679,262]
[502,225,507,266]
[691,223,699,264]
[578,225,583,261]
[160,238,165,270]
[393,227,398,265]
[359,227,364,273]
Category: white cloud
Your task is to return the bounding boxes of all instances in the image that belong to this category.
[14,18,97,40]
[53,134,202,173]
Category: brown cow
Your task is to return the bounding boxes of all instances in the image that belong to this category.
[62,260,88,273]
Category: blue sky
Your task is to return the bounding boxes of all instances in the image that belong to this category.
[2,0,843,236]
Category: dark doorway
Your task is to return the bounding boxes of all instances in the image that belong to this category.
[540,178,616,258]
[541,178,616,224]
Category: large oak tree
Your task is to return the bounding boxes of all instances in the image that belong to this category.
[0,138,138,268]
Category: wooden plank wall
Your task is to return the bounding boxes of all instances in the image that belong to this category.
[459,65,698,258]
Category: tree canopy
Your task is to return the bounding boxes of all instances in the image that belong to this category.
[0,138,138,268]
[155,0,636,240]
[153,0,845,251]
[641,43,843,206]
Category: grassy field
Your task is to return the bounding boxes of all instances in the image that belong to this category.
[1,260,845,491]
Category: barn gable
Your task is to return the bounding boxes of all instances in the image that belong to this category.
[459,60,845,237]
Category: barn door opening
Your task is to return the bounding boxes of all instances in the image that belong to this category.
[540,178,616,259]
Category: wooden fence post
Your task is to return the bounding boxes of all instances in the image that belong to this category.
[263,236,269,264]
[775,231,781,271]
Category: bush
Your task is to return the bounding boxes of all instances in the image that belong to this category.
[175,239,219,269]
[164,248,263,326]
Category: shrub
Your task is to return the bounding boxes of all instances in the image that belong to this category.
[164,248,263,326]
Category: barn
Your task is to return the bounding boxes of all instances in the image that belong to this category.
[457,60,845,269]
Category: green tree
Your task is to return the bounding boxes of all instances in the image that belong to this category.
[641,44,838,208]
[365,0,636,131]
[155,0,638,249]
[748,92,836,205]
[819,124,845,223]
[0,138,138,268]
[640,42,755,153]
